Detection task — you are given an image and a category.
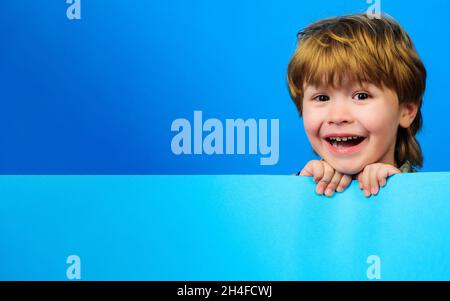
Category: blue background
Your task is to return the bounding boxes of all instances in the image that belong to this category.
[0,0,447,174]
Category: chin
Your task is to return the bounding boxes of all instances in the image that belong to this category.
[328,161,364,175]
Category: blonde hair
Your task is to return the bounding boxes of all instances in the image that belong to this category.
[287,13,426,169]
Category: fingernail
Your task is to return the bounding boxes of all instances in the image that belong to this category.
[336,186,343,193]
[371,187,378,195]
[325,188,333,196]
[363,189,371,197]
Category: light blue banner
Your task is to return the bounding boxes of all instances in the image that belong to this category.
[0,173,449,280]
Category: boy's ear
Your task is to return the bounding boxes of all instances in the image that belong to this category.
[399,102,418,128]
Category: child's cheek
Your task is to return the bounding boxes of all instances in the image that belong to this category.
[360,106,398,135]
[358,106,400,155]
[302,112,323,146]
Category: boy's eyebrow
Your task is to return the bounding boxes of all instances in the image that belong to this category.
[352,81,377,90]
[303,86,321,96]
[303,81,377,96]
[304,84,328,92]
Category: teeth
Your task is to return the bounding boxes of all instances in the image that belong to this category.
[328,136,360,141]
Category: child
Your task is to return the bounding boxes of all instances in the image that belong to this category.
[287,13,426,198]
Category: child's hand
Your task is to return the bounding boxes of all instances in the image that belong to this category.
[356,163,401,197]
[300,160,352,197]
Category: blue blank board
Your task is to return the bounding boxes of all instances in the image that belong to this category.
[0,173,449,280]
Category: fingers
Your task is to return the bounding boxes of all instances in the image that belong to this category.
[377,168,387,188]
[357,172,363,189]
[299,160,332,195]
[358,164,401,197]
[301,160,403,198]
[300,160,355,197]
[381,165,401,180]
[370,167,379,195]
[360,166,371,197]
[299,160,329,195]
[299,160,315,177]
[315,161,335,195]
[357,165,377,197]
[300,160,322,181]
[322,170,342,196]
[336,174,352,193]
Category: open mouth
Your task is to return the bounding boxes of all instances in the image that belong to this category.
[325,136,366,149]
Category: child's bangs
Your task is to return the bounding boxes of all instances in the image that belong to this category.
[300,37,385,90]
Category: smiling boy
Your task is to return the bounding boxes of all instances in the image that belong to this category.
[287,13,426,197]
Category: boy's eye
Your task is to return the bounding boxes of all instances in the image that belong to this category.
[353,92,370,100]
[313,95,330,102]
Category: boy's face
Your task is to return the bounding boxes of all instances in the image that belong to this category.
[302,78,411,175]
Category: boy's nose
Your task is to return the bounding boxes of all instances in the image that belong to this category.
[327,104,353,125]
